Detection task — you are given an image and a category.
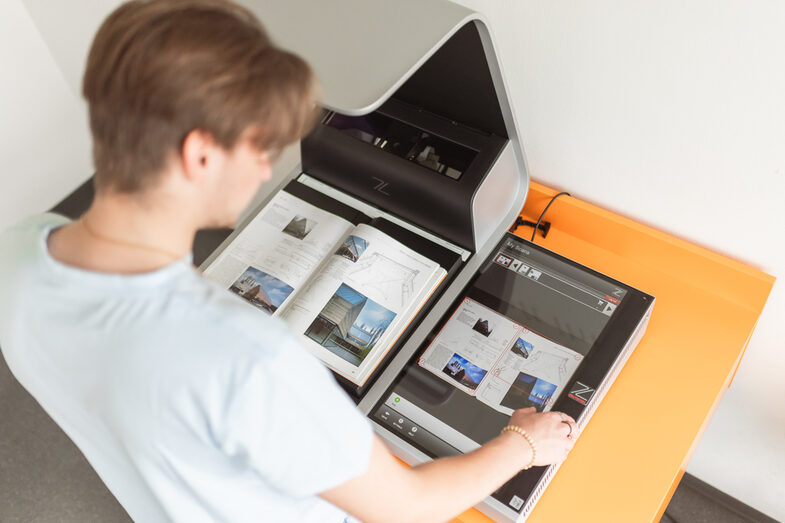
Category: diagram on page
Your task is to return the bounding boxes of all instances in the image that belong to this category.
[348,252,419,306]
[477,328,583,414]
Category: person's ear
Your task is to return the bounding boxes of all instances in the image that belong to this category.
[181,129,224,183]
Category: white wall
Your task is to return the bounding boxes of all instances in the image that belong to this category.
[1,0,783,519]
[0,0,299,230]
[0,0,94,228]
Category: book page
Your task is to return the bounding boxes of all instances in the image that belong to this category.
[418,298,521,395]
[476,329,583,414]
[281,223,446,384]
[203,191,353,316]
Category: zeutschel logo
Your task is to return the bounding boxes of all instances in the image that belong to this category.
[372,177,391,195]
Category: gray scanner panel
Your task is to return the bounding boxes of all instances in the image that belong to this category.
[244,0,476,115]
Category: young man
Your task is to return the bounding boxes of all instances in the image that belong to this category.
[0,1,577,521]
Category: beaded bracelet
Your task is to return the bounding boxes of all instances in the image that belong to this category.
[501,425,537,470]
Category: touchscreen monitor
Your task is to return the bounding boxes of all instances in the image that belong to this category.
[369,233,654,520]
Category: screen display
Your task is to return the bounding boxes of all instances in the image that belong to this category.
[372,235,628,457]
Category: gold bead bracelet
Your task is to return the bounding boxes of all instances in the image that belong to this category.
[501,425,537,470]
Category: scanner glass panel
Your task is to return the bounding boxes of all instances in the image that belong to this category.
[372,234,628,456]
[325,112,477,180]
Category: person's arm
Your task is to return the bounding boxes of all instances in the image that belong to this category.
[320,408,577,523]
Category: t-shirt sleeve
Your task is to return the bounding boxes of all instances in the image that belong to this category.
[220,332,374,498]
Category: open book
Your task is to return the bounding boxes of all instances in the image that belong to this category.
[418,297,584,413]
[204,184,449,386]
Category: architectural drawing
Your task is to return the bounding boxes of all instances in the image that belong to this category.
[348,252,419,305]
[519,351,570,383]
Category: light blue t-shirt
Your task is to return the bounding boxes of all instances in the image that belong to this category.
[0,214,373,522]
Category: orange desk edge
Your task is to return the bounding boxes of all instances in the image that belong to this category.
[395,182,775,523]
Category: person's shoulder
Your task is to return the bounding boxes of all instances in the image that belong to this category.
[159,278,335,421]
[1,212,70,234]
[0,212,69,247]
[0,212,68,271]
[170,274,301,362]
[171,277,339,401]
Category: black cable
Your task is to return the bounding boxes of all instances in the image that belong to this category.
[530,191,570,243]
[513,218,549,236]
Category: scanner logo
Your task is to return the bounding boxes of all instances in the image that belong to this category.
[372,177,391,195]
[568,382,595,405]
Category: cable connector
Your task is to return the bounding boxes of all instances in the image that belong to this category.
[512,191,571,243]
[513,217,551,239]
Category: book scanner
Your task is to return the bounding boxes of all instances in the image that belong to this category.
[202,1,655,520]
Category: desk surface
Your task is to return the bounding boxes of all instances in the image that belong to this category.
[454,182,774,522]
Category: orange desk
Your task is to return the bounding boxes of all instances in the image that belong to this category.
[453,182,774,522]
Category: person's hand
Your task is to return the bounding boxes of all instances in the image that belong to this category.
[506,407,578,466]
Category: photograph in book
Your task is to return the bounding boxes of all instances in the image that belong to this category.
[334,235,369,263]
[281,214,316,240]
[511,337,533,359]
[304,283,397,366]
[229,266,294,315]
[472,318,494,337]
[442,353,488,391]
[499,371,558,412]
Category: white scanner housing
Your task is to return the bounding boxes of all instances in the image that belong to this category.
[243,0,529,253]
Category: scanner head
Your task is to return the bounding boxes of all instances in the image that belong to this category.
[244,0,529,251]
